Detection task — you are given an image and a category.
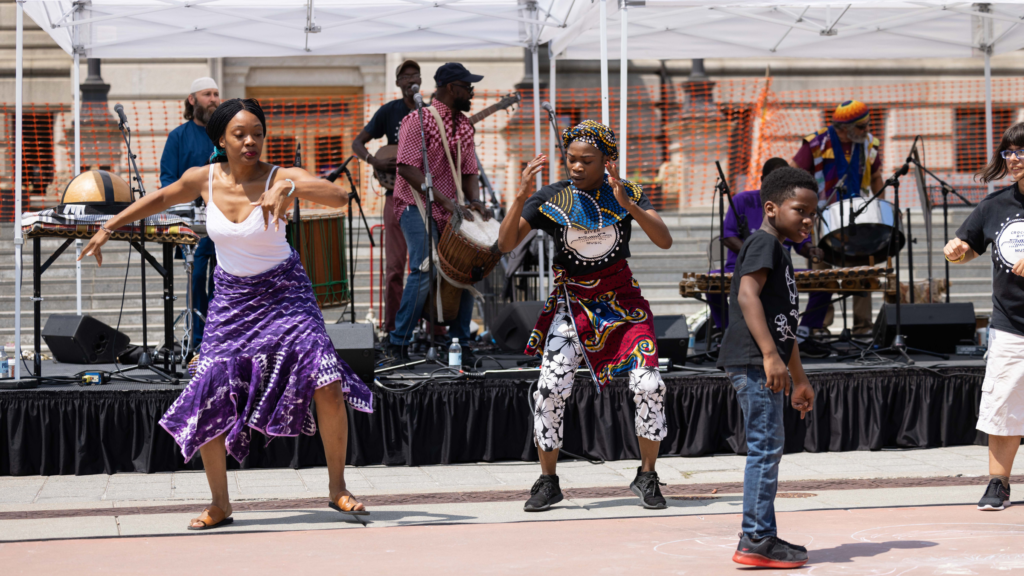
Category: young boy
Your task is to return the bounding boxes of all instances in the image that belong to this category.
[717,167,817,568]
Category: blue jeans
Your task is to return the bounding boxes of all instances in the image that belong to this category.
[191,237,216,347]
[390,206,473,346]
[725,364,785,539]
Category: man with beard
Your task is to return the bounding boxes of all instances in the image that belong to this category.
[352,60,419,338]
[160,76,221,347]
[388,62,490,361]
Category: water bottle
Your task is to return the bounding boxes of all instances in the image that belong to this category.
[0,347,9,379]
[448,338,462,369]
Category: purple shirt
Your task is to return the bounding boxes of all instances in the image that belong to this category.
[722,190,809,272]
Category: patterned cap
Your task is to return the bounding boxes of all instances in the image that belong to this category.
[833,99,870,124]
[562,120,618,161]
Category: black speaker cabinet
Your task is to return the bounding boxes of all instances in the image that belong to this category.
[653,315,689,367]
[42,314,130,364]
[324,322,375,384]
[492,301,546,353]
[872,303,976,354]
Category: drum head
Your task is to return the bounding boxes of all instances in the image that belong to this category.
[819,226,906,265]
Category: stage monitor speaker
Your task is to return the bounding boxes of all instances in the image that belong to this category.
[324,323,375,385]
[42,314,130,364]
[653,315,689,367]
[492,301,545,353]
[872,303,976,354]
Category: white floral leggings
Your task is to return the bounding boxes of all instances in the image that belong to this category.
[532,304,668,452]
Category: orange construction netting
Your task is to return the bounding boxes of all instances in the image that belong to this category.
[3,76,1022,222]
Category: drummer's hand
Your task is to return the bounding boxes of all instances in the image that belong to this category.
[518,155,546,202]
[79,231,110,267]
[605,161,636,210]
[806,246,825,264]
[1013,258,1024,277]
[253,179,293,232]
[944,238,971,264]
[438,196,471,222]
[468,200,491,221]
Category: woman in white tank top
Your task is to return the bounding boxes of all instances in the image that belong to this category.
[80,98,374,529]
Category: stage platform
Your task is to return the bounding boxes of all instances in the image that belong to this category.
[0,350,987,476]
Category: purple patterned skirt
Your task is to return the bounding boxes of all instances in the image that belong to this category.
[160,250,373,462]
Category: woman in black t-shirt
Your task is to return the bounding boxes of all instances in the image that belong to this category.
[945,121,1024,512]
[497,120,673,512]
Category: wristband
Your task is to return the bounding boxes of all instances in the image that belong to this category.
[99,225,114,237]
[365,152,375,164]
[284,179,296,197]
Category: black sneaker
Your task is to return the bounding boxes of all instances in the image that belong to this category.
[461,347,477,370]
[629,467,667,510]
[978,478,1011,511]
[798,337,832,359]
[386,342,409,361]
[732,534,809,568]
[524,475,563,512]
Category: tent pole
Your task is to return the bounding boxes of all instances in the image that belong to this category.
[14,0,24,379]
[74,50,82,316]
[984,48,994,195]
[531,12,547,297]
[599,0,609,125]
[548,48,556,185]
[619,0,628,176]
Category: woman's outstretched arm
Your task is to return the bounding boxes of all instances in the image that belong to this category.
[78,167,205,266]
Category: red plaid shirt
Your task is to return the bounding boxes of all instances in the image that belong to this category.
[393,100,478,232]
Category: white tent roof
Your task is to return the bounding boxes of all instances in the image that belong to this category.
[24,0,577,58]
[552,1,1024,60]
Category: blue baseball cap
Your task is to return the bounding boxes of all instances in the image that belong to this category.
[434,62,484,87]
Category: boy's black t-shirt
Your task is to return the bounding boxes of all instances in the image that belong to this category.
[521,180,654,277]
[716,230,800,368]
[363,99,414,196]
[956,182,1024,337]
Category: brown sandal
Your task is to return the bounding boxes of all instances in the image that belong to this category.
[187,505,235,531]
[329,493,369,516]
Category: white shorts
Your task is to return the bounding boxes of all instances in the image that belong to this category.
[978,328,1024,437]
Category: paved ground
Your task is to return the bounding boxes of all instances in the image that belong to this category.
[3,445,1021,575]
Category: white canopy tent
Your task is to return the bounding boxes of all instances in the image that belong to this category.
[11,0,585,379]
[550,1,1024,176]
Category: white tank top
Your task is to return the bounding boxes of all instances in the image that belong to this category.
[205,164,293,277]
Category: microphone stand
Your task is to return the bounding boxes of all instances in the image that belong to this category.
[689,166,733,363]
[905,155,973,303]
[543,107,571,180]
[110,110,176,382]
[413,95,444,365]
[851,162,947,363]
[330,156,376,324]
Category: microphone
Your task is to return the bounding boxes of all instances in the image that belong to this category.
[541,101,555,115]
[409,83,424,107]
[324,154,357,183]
[114,103,128,127]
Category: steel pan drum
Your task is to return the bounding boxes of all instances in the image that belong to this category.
[818,197,905,265]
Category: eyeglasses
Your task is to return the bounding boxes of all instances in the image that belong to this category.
[1001,149,1024,160]
[397,73,421,81]
[852,121,870,130]
[451,82,474,93]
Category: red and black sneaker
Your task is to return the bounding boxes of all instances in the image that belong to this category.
[732,534,808,568]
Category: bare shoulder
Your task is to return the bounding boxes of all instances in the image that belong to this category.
[181,164,212,186]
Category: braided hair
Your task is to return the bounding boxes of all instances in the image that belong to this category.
[205,98,266,163]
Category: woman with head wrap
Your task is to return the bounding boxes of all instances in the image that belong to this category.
[80,98,374,529]
[497,120,674,512]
